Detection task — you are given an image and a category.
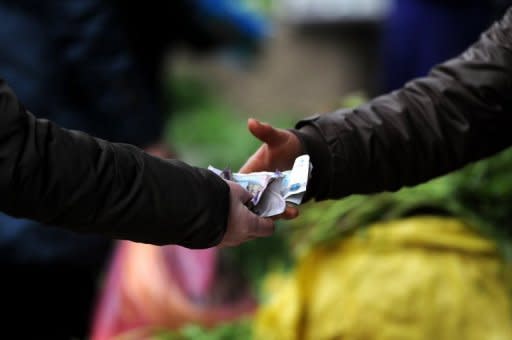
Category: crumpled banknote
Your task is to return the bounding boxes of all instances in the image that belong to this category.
[209,155,311,217]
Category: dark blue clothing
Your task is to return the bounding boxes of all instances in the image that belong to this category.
[0,2,149,336]
[379,0,496,92]
[0,1,165,266]
[0,0,268,265]
[0,1,268,337]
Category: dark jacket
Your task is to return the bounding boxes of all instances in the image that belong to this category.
[0,0,267,263]
[295,7,512,201]
[0,79,230,248]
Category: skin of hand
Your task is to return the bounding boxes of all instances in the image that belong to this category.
[146,141,273,247]
[144,142,176,159]
[240,118,304,220]
[219,180,275,247]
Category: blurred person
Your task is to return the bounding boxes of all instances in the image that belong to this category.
[378,0,497,92]
[242,7,512,224]
[0,0,267,338]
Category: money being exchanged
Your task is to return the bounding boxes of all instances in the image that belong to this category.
[208,155,312,217]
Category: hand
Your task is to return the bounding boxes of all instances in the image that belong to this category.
[240,118,303,173]
[219,180,275,247]
[240,118,304,220]
[144,142,176,159]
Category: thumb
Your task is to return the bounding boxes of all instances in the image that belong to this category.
[248,118,288,147]
[281,206,300,220]
[228,181,253,204]
[248,214,275,238]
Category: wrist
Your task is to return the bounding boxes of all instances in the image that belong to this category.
[290,125,331,201]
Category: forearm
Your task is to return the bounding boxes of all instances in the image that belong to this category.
[0,79,229,248]
[295,8,512,200]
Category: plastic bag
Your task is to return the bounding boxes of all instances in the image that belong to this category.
[91,241,256,339]
[255,216,512,340]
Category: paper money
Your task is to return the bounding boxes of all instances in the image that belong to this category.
[208,155,311,217]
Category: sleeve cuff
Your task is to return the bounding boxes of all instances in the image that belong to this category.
[182,168,231,249]
[290,121,332,201]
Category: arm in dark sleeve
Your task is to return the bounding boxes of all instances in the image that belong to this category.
[0,79,229,248]
[294,7,512,201]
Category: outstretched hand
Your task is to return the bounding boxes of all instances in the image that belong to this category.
[219,180,275,247]
[240,118,304,220]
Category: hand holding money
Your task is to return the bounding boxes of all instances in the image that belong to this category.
[240,118,305,219]
[241,119,303,174]
[210,155,311,217]
[219,181,275,247]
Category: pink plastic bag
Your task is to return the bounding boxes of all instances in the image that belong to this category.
[91,241,256,339]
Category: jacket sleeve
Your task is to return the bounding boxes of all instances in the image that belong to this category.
[0,79,230,248]
[294,7,512,201]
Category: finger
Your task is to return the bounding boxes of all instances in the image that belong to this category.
[281,206,300,220]
[248,118,288,147]
[239,188,254,205]
[248,215,275,238]
[270,206,299,221]
[239,147,264,173]
[221,235,258,248]
[228,180,253,203]
[218,240,241,248]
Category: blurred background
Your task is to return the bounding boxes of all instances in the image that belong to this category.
[1,0,512,339]
[167,0,386,168]
[166,0,506,168]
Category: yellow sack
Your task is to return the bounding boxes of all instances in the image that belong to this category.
[255,216,512,340]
